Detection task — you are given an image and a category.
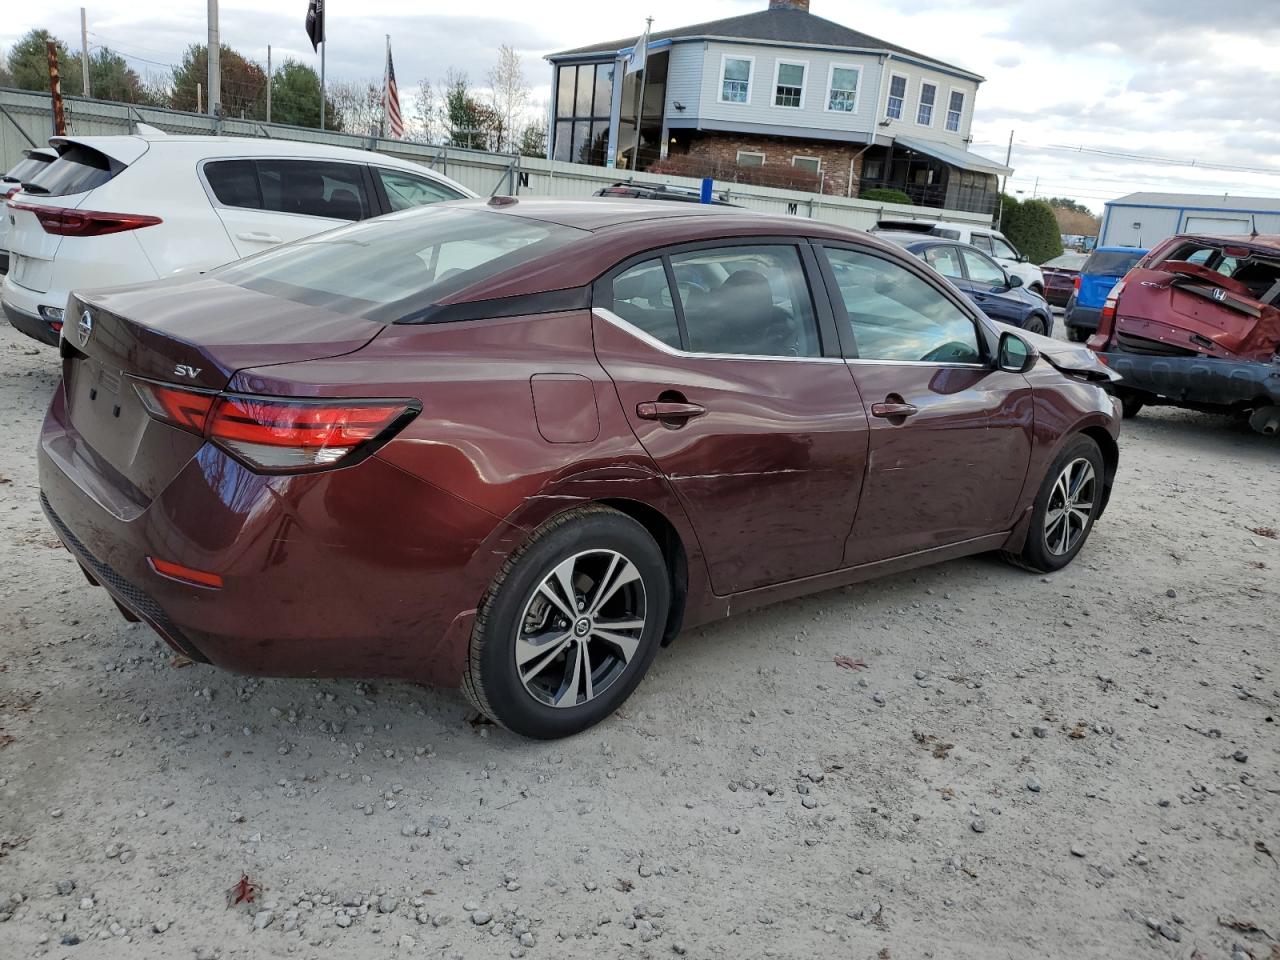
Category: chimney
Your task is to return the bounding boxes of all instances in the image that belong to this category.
[769,0,810,10]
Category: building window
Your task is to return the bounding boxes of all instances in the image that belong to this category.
[721,56,753,104]
[917,82,937,126]
[774,60,806,108]
[826,64,860,113]
[946,89,965,132]
[886,74,907,120]
[552,62,613,165]
[737,151,765,167]
[863,158,884,181]
[792,156,821,174]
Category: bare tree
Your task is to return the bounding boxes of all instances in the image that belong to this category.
[328,79,382,137]
[486,45,530,154]
[409,78,438,143]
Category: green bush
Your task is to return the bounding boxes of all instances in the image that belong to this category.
[999,195,1063,265]
[860,187,913,205]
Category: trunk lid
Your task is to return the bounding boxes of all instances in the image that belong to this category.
[60,276,384,501]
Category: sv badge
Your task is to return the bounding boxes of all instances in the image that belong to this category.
[174,364,203,379]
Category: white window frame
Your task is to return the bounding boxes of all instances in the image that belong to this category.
[824,62,862,114]
[945,87,965,133]
[772,58,808,109]
[791,155,821,173]
[916,81,937,127]
[885,72,909,121]
[719,54,755,105]
[736,150,766,167]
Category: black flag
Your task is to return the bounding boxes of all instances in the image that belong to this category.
[305,0,325,51]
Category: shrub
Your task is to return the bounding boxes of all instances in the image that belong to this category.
[999,195,1063,265]
[859,187,913,205]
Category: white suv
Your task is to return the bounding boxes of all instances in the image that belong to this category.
[3,133,475,345]
[872,219,1046,297]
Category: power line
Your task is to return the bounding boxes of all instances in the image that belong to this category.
[983,139,1280,178]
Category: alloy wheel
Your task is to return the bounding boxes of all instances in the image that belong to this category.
[514,550,647,709]
[1043,457,1096,556]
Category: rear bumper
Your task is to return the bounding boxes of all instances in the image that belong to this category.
[1065,303,1102,331]
[1100,351,1280,407]
[3,299,60,346]
[1045,287,1073,308]
[38,384,512,687]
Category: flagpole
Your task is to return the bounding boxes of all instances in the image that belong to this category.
[630,17,652,171]
[380,35,389,139]
[319,40,326,129]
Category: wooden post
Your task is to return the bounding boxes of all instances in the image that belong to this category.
[47,41,67,136]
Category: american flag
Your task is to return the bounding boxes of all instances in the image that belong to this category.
[383,44,403,138]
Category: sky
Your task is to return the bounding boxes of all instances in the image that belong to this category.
[4,0,1280,213]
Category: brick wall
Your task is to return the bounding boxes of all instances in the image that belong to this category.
[677,131,867,196]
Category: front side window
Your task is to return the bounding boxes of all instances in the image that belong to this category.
[376,168,465,211]
[946,90,965,132]
[609,259,681,348]
[959,248,1007,286]
[923,245,964,280]
[721,57,752,103]
[827,66,859,112]
[774,61,805,108]
[989,236,1020,260]
[886,74,907,120]
[823,247,981,363]
[917,83,937,125]
[669,245,820,357]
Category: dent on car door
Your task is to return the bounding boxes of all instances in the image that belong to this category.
[817,244,1034,566]
[590,242,870,595]
[205,158,374,259]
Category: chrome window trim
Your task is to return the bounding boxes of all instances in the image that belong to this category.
[845,357,988,369]
[592,307,845,364]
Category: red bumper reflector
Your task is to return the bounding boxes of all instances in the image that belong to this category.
[148,557,224,589]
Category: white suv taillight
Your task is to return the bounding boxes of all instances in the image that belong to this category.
[8,200,162,237]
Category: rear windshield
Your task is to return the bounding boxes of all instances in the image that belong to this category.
[216,205,586,321]
[1083,250,1145,276]
[2,154,56,185]
[25,145,125,197]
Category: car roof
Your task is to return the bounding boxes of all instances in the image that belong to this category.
[1166,234,1280,254]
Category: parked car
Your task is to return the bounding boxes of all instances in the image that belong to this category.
[1088,233,1280,435]
[1063,246,1148,342]
[3,133,475,346]
[0,146,58,276]
[40,199,1120,738]
[876,232,1054,336]
[1040,252,1088,309]
[871,218,1046,295]
[594,182,738,206]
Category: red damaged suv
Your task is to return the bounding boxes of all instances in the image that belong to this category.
[39,199,1121,738]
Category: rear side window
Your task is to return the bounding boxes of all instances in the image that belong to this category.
[375,168,465,210]
[929,227,962,240]
[216,205,585,321]
[610,259,681,348]
[923,245,964,280]
[26,145,124,197]
[969,233,994,254]
[205,159,373,221]
[1084,250,1145,276]
[670,246,820,358]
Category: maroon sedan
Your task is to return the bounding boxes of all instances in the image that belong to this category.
[1041,252,1088,309]
[39,199,1121,738]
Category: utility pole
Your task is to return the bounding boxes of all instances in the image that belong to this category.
[265,44,272,122]
[47,41,67,136]
[80,8,91,98]
[998,129,1013,228]
[207,0,220,116]
[197,82,202,113]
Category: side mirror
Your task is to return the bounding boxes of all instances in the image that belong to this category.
[1004,272,1024,289]
[998,330,1037,373]
[1016,253,1029,263]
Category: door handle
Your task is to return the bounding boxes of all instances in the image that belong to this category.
[236,231,282,243]
[636,400,706,422]
[871,399,919,419]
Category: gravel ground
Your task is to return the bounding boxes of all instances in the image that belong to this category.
[0,319,1277,960]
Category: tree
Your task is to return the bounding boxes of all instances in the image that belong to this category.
[7,29,73,92]
[410,79,438,143]
[267,59,336,129]
[65,48,155,104]
[1046,197,1100,237]
[486,45,530,154]
[860,187,913,205]
[328,79,381,136]
[0,50,12,87]
[1000,194,1063,264]
[516,119,547,158]
[442,70,494,150]
[171,43,267,118]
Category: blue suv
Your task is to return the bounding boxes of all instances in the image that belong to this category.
[1064,246,1148,341]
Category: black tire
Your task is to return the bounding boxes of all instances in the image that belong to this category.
[1029,283,1045,299]
[1002,434,1106,574]
[1117,390,1145,419]
[1023,314,1047,337]
[462,505,670,739]
[1066,325,1089,343]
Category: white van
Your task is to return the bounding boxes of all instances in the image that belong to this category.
[872,219,1046,297]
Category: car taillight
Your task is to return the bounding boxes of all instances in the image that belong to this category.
[133,380,419,473]
[8,200,162,237]
[1090,278,1126,350]
[1073,275,1081,292]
